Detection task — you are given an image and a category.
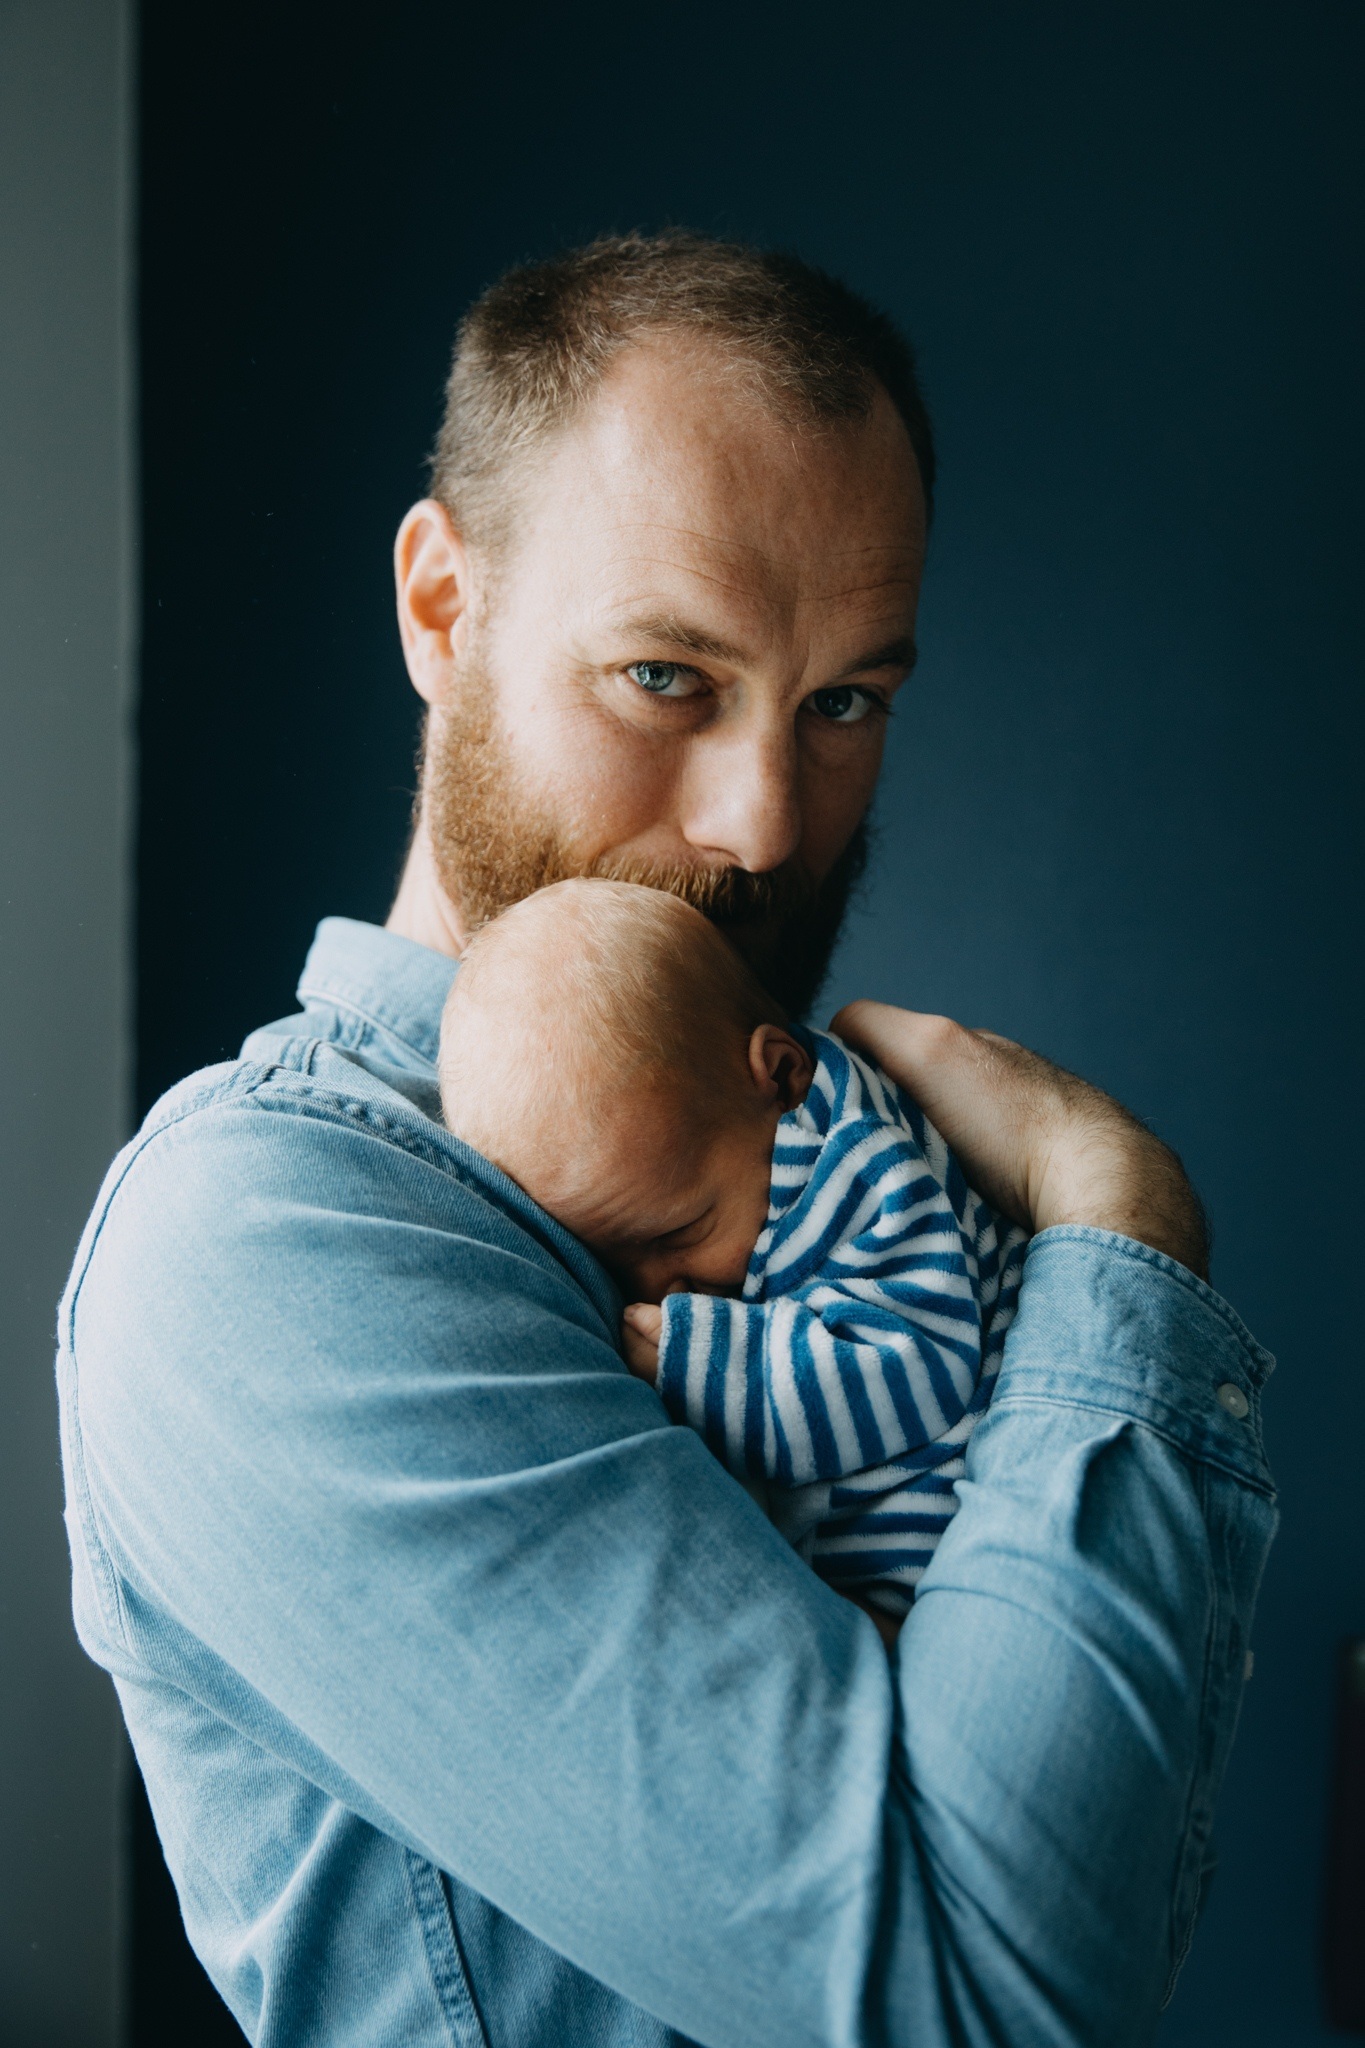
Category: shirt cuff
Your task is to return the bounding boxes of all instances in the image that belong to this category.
[998,1225,1276,1495]
[656,1292,700,1428]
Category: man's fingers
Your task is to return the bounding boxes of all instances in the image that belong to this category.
[829,999,1208,1275]
[831,1001,1035,1224]
[832,1000,965,1071]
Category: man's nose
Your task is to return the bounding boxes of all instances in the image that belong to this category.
[678,716,802,875]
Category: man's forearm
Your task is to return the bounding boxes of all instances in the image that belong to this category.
[872,1228,1275,2045]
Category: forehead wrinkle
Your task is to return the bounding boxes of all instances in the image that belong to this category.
[603,516,805,560]
[598,518,919,576]
[580,521,920,685]
[592,528,806,606]
[792,576,920,612]
[597,529,921,610]
[596,549,867,637]
[590,557,794,641]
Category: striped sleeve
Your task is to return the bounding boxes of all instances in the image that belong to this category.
[655,1115,985,1487]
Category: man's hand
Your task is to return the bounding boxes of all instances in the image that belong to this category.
[622,1303,663,1381]
[830,1001,1210,1279]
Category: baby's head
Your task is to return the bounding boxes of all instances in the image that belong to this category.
[439,879,813,1301]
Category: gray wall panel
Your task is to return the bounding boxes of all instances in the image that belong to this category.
[0,1,134,2040]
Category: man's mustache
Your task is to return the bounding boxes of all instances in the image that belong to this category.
[584,850,816,930]
[586,825,869,1021]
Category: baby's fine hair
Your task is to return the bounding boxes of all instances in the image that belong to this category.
[440,878,784,1146]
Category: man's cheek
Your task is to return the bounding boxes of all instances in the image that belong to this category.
[798,769,879,878]
[540,721,684,848]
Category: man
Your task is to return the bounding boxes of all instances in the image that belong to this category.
[60,233,1276,2046]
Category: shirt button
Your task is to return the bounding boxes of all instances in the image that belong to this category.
[1216,1382,1250,1420]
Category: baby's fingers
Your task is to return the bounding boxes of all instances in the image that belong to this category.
[622,1303,663,1383]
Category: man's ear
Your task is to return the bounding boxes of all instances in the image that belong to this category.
[394,498,473,707]
[747,1024,813,1113]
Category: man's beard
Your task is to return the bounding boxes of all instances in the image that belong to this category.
[422,665,868,1020]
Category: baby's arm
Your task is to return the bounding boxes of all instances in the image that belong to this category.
[649,1283,980,1486]
[621,1102,1017,1645]
[642,1122,982,1490]
[625,1116,986,1488]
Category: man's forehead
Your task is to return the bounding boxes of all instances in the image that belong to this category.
[525,336,926,609]
[590,530,921,624]
[574,517,922,682]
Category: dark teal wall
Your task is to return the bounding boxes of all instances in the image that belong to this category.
[139,4,1364,2038]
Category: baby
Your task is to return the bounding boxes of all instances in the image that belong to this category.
[439,878,1028,1619]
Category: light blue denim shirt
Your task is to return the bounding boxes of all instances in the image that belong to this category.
[57,917,1278,2047]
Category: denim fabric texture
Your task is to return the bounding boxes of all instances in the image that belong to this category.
[57,917,1278,2047]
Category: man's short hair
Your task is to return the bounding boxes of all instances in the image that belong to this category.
[431,230,935,549]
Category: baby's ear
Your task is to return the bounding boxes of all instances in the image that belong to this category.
[748,1025,814,1112]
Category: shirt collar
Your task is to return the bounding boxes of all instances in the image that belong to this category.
[295,917,457,1070]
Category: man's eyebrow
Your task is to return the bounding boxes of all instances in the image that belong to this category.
[836,635,919,678]
[607,614,918,677]
[608,611,750,665]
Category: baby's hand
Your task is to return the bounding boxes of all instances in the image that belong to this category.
[622,1303,663,1383]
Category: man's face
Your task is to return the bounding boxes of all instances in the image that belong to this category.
[405,334,927,1014]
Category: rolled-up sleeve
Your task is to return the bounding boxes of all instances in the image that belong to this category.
[62,1074,1276,2048]
[880,1226,1277,2044]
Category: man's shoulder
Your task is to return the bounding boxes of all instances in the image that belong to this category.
[61,1031,614,1358]
[133,1031,457,1175]
[98,1032,474,1226]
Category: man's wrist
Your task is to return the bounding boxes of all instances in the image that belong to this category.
[1035,1121,1210,1279]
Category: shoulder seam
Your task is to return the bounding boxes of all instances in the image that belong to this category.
[65,1061,615,1343]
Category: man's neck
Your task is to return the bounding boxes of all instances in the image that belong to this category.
[386,822,468,958]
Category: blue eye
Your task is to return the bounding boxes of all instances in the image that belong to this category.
[810,685,876,724]
[628,661,694,696]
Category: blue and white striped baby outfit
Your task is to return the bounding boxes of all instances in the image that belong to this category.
[656,1031,1030,1615]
